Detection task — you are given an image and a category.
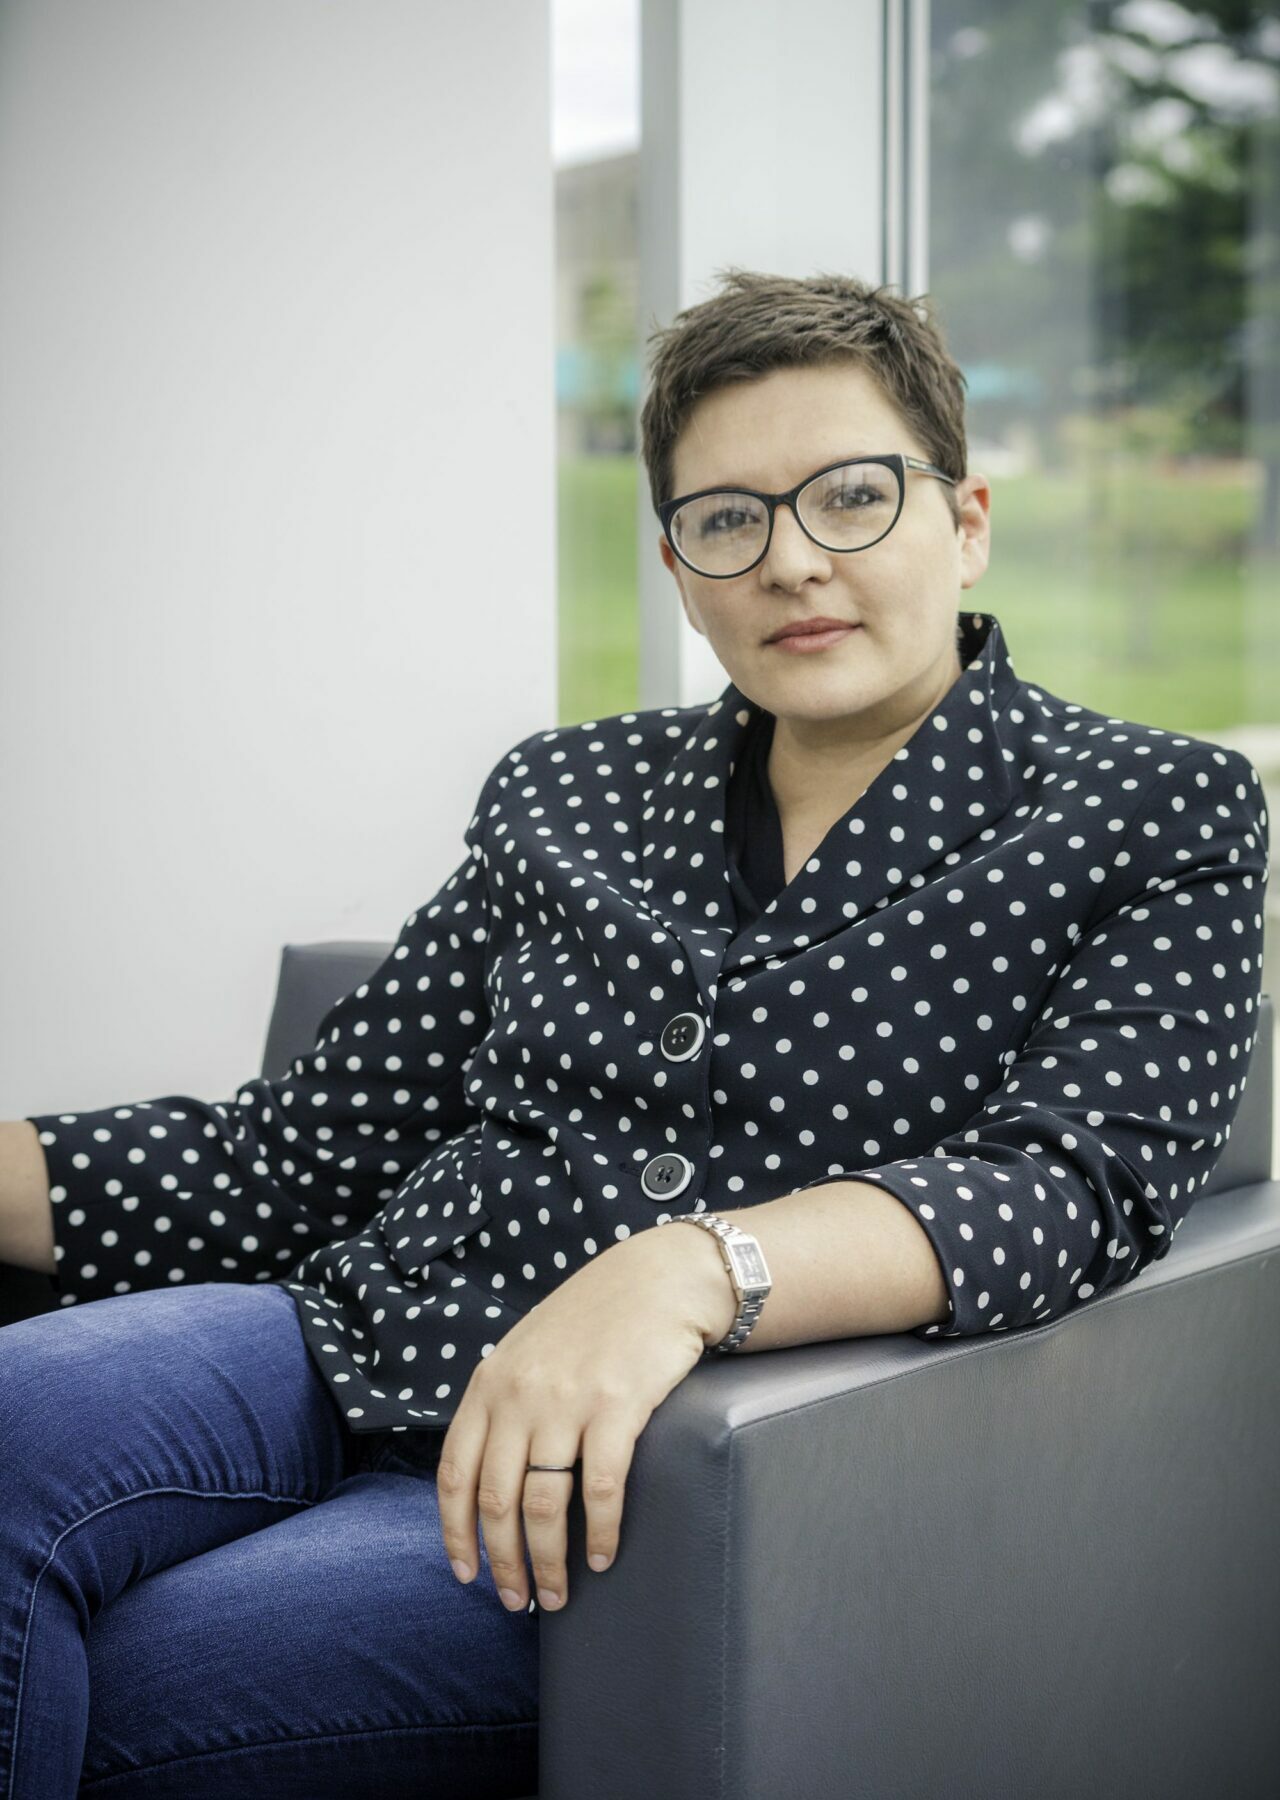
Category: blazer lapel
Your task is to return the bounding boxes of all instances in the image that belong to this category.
[637,683,748,1015]
[640,611,1021,994]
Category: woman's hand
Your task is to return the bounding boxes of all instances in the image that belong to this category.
[436,1226,733,1614]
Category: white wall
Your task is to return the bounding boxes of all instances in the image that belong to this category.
[0,0,556,1115]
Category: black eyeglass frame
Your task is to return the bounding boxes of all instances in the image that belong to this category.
[658,452,958,579]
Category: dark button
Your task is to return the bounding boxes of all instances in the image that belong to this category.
[640,1152,695,1202]
[660,1011,706,1062]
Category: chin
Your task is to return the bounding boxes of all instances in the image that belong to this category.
[771,673,888,716]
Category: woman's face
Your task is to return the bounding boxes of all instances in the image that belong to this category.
[657,361,991,732]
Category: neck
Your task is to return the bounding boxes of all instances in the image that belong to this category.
[766,639,964,826]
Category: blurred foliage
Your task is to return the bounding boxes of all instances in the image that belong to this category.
[577,270,637,453]
[929,0,1279,701]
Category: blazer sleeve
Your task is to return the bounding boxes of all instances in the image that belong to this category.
[24,757,505,1308]
[788,743,1271,1340]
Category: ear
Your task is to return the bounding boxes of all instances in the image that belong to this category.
[954,474,992,592]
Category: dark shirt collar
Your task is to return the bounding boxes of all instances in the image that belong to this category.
[724,705,780,930]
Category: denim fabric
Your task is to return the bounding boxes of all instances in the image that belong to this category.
[0,1281,538,1798]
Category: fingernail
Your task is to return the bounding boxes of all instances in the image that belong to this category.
[537,1587,563,1609]
[499,1587,524,1610]
[450,1559,474,1583]
[588,1553,611,1572]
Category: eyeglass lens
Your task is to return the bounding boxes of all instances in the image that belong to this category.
[670,458,901,577]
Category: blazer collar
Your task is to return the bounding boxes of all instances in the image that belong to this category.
[640,610,1020,999]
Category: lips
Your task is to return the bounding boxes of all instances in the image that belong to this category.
[766,618,859,643]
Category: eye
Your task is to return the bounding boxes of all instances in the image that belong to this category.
[826,483,883,510]
[701,505,759,535]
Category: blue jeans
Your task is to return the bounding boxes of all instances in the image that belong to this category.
[0,1281,539,1797]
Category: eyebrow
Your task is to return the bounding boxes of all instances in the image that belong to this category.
[686,454,882,494]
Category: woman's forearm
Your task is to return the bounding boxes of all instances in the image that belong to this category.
[694,1180,952,1350]
[0,1121,56,1276]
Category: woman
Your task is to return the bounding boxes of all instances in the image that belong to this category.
[2,270,1269,1795]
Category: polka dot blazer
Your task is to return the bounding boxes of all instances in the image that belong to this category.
[26,612,1271,1440]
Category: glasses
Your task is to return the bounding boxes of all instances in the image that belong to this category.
[659,452,957,579]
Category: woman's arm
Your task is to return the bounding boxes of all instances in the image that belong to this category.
[0,1120,55,1275]
[679,1177,952,1349]
[702,743,1270,1347]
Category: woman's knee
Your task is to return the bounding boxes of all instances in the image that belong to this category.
[0,1283,342,1506]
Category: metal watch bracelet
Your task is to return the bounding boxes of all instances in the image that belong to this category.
[659,1212,772,1354]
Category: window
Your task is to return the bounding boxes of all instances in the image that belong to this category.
[928,0,1278,998]
[553,0,641,725]
[928,1,1278,736]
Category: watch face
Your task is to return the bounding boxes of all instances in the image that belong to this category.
[726,1239,770,1289]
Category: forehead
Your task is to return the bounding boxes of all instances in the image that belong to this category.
[672,361,915,493]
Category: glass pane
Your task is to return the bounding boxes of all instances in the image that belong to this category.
[553,0,642,726]
[671,491,771,574]
[929,0,1279,1000]
[799,460,901,548]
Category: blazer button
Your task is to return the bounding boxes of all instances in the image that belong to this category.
[660,1011,706,1062]
[640,1152,694,1202]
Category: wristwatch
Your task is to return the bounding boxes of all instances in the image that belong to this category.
[658,1211,773,1354]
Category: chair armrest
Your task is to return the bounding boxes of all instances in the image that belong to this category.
[539,1172,1280,1797]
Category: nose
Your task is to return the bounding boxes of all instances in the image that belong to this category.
[762,500,829,582]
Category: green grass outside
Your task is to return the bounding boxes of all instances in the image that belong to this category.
[557,455,642,726]
[558,454,1279,735]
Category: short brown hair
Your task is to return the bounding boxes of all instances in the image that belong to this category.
[639,268,968,529]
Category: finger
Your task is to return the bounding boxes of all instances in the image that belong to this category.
[435,1396,491,1583]
[478,1426,541,1612]
[578,1409,640,1575]
[522,1448,580,1612]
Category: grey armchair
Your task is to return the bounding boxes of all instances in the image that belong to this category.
[264,942,1280,1800]
[5,949,1275,1795]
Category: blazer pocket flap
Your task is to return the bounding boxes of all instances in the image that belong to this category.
[382,1128,489,1280]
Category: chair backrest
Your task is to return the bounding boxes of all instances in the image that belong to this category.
[260,940,393,1083]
